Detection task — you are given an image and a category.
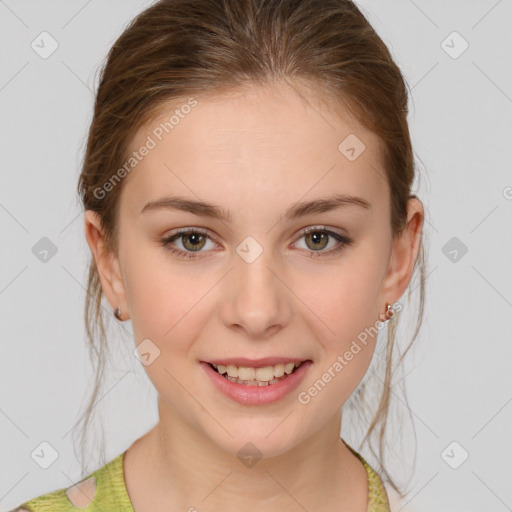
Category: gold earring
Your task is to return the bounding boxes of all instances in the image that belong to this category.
[114,306,123,321]
[379,303,394,323]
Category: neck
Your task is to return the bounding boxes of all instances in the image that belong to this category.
[124,398,368,511]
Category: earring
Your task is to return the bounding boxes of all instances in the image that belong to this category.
[114,306,123,321]
[379,303,394,323]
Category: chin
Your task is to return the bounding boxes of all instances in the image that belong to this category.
[202,417,308,463]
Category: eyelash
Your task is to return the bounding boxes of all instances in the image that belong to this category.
[160,226,353,260]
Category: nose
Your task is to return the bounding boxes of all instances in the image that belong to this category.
[220,246,293,340]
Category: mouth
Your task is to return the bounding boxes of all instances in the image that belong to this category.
[201,359,313,405]
[206,360,309,386]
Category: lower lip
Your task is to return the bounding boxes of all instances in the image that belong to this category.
[200,361,312,406]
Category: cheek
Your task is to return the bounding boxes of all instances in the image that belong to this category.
[295,248,386,401]
[121,239,205,345]
[302,259,384,344]
[296,272,380,413]
[123,249,209,401]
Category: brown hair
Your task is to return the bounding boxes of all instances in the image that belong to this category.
[76,0,427,498]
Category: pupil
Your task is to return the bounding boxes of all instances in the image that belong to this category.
[184,233,205,251]
[308,232,327,250]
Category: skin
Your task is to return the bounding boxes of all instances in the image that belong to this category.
[84,80,424,512]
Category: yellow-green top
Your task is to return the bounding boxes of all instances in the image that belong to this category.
[14,447,390,511]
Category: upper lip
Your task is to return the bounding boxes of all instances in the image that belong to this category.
[204,357,310,368]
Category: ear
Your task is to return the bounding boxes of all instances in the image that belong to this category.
[380,196,424,305]
[84,210,129,318]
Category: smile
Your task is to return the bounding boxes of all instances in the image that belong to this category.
[201,359,313,405]
[209,361,303,386]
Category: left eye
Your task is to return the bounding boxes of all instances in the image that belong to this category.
[161,227,353,259]
[294,227,352,257]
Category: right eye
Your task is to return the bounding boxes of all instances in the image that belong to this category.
[160,228,217,259]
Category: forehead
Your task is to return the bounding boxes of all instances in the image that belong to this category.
[121,82,387,216]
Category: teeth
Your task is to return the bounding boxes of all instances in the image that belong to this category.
[226,365,239,378]
[273,364,285,378]
[255,366,274,381]
[211,361,304,384]
[284,363,295,375]
[238,367,255,380]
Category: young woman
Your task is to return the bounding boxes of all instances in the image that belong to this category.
[13,0,426,510]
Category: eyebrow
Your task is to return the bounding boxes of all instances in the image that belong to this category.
[140,193,371,221]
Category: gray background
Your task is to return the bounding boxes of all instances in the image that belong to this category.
[1,1,511,511]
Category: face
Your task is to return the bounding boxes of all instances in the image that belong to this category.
[86,80,420,460]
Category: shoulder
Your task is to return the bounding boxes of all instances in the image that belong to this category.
[362,460,391,512]
[10,452,130,512]
[10,475,97,512]
[344,442,391,512]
